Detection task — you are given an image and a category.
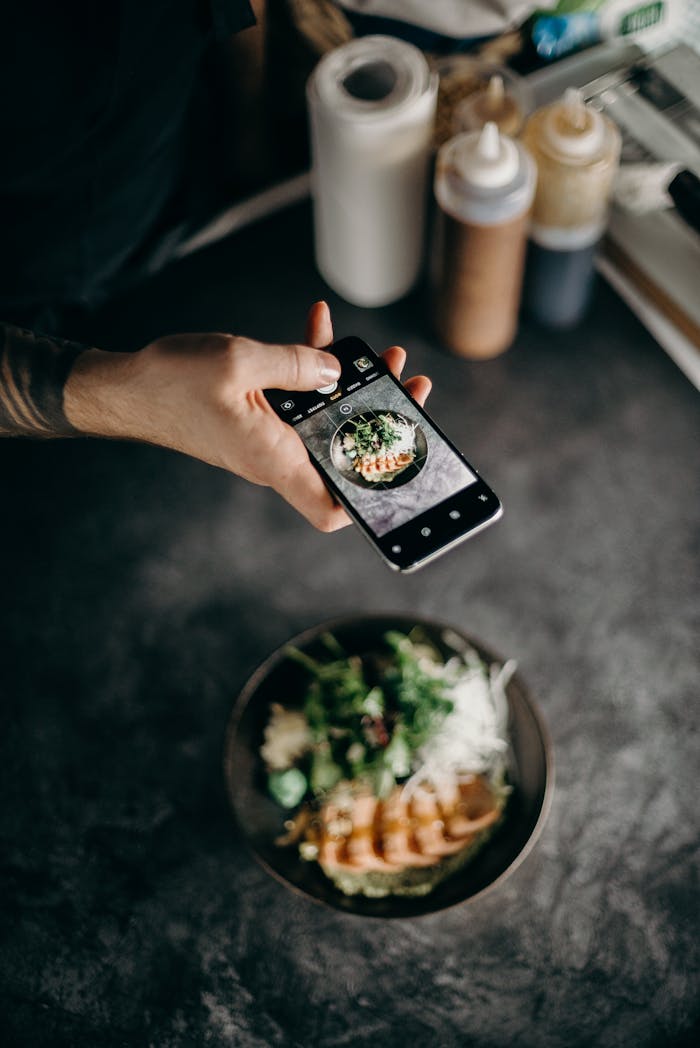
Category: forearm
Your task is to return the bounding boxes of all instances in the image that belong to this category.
[0,321,138,439]
[64,346,143,439]
[0,322,86,436]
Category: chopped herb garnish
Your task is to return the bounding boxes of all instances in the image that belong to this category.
[266,630,456,802]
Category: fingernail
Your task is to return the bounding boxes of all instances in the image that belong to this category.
[319,355,341,380]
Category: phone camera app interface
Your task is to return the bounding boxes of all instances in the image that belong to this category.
[296,373,476,537]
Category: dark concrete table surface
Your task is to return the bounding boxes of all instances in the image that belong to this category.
[1,201,698,1047]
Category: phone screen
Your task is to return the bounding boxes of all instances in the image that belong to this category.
[265,336,501,570]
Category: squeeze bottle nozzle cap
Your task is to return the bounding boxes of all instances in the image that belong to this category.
[487,75,505,108]
[455,122,520,188]
[543,87,604,159]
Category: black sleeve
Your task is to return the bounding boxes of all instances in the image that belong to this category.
[210,0,257,39]
[0,323,86,437]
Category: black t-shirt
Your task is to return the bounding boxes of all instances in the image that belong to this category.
[0,0,255,317]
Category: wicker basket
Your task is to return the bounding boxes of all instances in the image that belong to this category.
[287,0,353,56]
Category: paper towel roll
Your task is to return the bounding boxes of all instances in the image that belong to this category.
[307,36,438,307]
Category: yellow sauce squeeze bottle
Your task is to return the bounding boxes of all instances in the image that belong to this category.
[521,88,621,328]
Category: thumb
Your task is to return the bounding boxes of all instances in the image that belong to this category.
[255,342,341,392]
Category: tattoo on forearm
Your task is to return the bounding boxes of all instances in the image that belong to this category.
[0,323,85,436]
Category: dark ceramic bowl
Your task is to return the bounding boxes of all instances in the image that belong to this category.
[329,412,428,489]
[223,614,553,918]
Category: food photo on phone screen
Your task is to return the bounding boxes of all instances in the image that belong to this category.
[265,337,501,571]
[296,371,476,538]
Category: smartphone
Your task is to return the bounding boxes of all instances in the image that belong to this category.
[265,336,502,572]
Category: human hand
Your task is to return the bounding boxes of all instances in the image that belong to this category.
[65,302,431,531]
[288,301,432,529]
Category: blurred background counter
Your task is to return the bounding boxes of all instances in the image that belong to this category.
[207,0,700,385]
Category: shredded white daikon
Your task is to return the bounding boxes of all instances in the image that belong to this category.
[401,646,516,798]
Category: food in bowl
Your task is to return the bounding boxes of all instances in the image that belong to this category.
[340,412,417,483]
[259,629,515,898]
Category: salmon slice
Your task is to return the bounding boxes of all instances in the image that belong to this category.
[380,788,437,867]
[343,794,401,872]
[318,796,400,873]
[410,789,472,857]
[317,803,353,869]
[354,450,415,481]
[447,777,501,836]
[310,775,501,873]
[430,776,499,838]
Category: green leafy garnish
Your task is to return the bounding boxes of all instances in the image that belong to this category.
[266,630,456,805]
[346,413,403,458]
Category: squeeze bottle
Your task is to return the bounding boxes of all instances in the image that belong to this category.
[521,89,621,328]
[456,73,528,138]
[432,122,537,359]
